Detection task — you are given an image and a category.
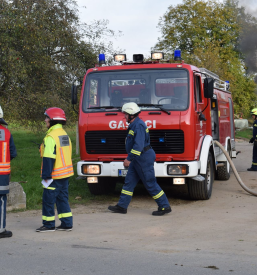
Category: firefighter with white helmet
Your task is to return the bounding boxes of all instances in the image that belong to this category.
[36,107,74,232]
[0,105,17,238]
[108,102,171,215]
[248,108,257,171]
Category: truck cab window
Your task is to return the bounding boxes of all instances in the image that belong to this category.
[194,75,202,103]
[89,79,99,106]
[83,69,189,112]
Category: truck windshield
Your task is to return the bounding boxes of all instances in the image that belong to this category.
[82,69,189,112]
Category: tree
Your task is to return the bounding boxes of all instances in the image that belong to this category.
[154,0,257,116]
[155,0,240,56]
[0,0,119,124]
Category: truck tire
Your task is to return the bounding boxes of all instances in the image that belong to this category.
[216,147,231,181]
[188,152,214,200]
[87,177,116,195]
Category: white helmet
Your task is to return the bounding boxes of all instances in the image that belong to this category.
[122,102,141,115]
[0,105,7,125]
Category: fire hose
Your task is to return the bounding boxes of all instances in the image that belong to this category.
[214,140,257,196]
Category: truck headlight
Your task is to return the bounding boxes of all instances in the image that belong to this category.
[82,164,100,175]
[151,52,164,60]
[167,165,188,175]
[114,54,126,62]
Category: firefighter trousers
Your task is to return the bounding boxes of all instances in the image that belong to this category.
[251,144,257,170]
[0,195,7,233]
[118,149,170,209]
[42,178,72,228]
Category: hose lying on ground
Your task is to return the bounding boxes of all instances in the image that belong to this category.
[214,140,257,196]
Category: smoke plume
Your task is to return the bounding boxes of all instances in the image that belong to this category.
[238,0,257,75]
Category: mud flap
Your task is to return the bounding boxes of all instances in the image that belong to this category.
[191,175,205,182]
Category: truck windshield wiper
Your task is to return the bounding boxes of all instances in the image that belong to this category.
[87,106,122,111]
[137,104,170,115]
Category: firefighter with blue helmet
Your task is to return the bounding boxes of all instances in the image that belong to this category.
[248,108,257,171]
[0,105,17,238]
[36,107,74,232]
[108,102,171,215]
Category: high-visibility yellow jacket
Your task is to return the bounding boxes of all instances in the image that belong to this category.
[41,124,74,180]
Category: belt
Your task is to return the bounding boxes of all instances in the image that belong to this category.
[142,145,151,153]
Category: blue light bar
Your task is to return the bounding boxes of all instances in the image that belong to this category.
[225,80,230,90]
[174,49,181,61]
[99,54,106,65]
[159,137,165,142]
[101,138,106,143]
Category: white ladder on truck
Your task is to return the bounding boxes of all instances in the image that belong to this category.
[199,68,229,91]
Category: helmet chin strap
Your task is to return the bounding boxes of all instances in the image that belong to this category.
[128,114,135,123]
[127,112,141,123]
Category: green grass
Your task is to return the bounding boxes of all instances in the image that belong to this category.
[235,128,252,140]
[9,126,117,210]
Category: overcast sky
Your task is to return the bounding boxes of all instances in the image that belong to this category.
[76,0,257,62]
[76,0,182,61]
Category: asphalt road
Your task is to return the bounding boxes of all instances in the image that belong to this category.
[1,139,257,275]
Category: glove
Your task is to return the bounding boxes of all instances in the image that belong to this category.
[249,137,254,143]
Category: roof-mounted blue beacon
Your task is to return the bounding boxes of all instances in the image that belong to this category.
[225,80,230,90]
[174,49,182,61]
[99,54,106,66]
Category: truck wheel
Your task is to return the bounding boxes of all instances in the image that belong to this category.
[87,177,116,195]
[216,147,231,181]
[188,152,214,200]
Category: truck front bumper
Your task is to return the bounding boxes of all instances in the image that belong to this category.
[77,160,201,178]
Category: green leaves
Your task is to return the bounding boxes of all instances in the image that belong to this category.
[154,0,257,117]
[0,0,118,124]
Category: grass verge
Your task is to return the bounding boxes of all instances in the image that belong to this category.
[235,128,252,140]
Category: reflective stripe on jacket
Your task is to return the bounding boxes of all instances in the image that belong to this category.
[41,125,74,179]
[0,125,11,175]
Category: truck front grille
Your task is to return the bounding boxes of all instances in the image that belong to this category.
[85,130,184,154]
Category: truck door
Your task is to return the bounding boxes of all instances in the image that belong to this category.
[229,97,235,148]
[194,74,206,156]
[211,94,219,140]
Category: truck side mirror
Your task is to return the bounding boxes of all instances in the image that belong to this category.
[204,78,214,98]
[71,84,78,105]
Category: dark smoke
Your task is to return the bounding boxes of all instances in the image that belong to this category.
[238,0,257,15]
[240,26,257,72]
[238,0,257,75]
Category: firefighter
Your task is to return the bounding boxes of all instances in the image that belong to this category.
[247,108,257,171]
[36,107,74,232]
[0,105,17,238]
[108,102,171,216]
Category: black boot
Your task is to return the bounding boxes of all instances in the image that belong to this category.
[152,206,172,216]
[247,167,257,171]
[108,204,127,214]
[0,230,12,238]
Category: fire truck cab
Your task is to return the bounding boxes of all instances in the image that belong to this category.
[72,51,236,200]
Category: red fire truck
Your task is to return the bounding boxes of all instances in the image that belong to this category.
[72,51,236,200]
